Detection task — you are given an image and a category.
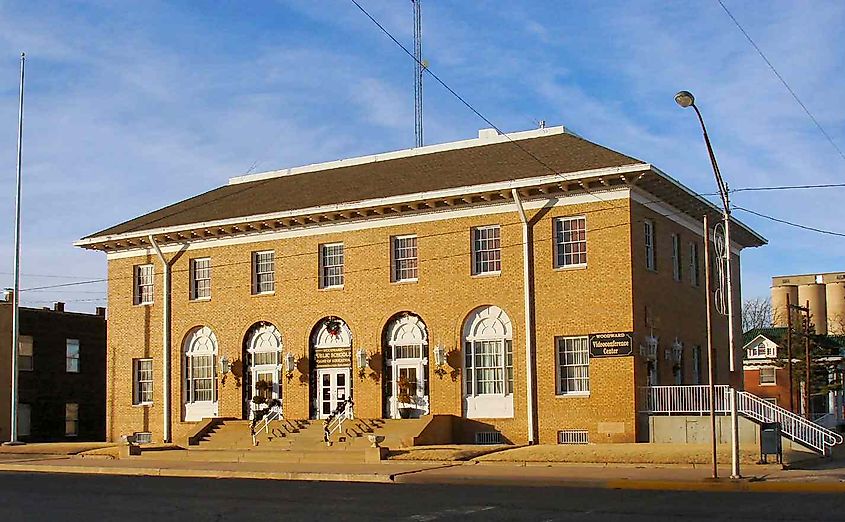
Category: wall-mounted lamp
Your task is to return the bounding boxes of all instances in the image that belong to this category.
[284,352,296,379]
[356,348,368,378]
[219,356,230,375]
[433,344,447,377]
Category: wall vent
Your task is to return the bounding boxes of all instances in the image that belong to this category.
[133,432,153,444]
[475,431,502,444]
[557,429,589,445]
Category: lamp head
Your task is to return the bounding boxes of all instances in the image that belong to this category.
[674,90,695,108]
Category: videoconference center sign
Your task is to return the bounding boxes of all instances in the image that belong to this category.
[588,332,634,358]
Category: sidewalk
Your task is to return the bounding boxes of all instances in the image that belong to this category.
[0,451,843,493]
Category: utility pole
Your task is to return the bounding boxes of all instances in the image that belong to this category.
[786,293,794,412]
[5,53,26,446]
[804,300,812,421]
[703,214,717,479]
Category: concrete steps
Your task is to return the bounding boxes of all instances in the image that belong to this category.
[181,416,436,463]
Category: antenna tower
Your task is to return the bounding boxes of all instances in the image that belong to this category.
[413,0,423,148]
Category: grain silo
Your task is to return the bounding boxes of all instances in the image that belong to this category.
[771,284,798,327]
[826,281,845,335]
[798,283,828,335]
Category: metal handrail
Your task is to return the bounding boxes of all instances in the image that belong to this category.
[251,401,282,446]
[323,398,354,443]
[638,385,844,455]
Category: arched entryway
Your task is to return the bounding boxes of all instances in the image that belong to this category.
[242,322,283,420]
[183,326,219,422]
[382,312,429,419]
[462,305,514,419]
[310,317,353,419]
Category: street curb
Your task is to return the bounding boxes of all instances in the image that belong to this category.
[0,463,393,484]
[392,472,845,493]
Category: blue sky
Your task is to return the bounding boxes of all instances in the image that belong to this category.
[0,0,843,311]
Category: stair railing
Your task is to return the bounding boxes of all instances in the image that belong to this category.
[251,399,283,446]
[737,391,844,455]
[323,398,354,443]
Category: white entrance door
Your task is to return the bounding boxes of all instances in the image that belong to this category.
[390,362,428,419]
[317,368,350,419]
[250,367,280,418]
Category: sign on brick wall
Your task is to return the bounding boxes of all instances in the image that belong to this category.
[589,332,633,357]
[314,347,352,369]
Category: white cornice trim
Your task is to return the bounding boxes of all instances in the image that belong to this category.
[104,188,632,260]
[78,163,649,247]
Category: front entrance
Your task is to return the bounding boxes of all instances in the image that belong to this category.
[383,313,430,419]
[243,322,283,420]
[317,368,351,419]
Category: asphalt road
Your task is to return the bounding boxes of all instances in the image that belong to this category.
[1,472,844,521]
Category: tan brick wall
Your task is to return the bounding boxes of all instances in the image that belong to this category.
[104,195,744,445]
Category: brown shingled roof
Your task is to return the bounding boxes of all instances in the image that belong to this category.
[84,132,643,239]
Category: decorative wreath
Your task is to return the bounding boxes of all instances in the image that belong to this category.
[325,319,342,338]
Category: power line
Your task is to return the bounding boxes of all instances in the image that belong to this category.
[731,183,845,193]
[733,206,845,238]
[717,0,845,162]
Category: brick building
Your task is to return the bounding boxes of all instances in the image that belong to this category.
[76,126,764,445]
[1,295,107,442]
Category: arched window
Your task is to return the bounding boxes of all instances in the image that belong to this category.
[464,306,513,396]
[247,323,283,367]
[384,313,429,418]
[463,306,514,419]
[184,326,218,405]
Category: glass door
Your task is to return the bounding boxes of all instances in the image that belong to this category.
[318,369,350,419]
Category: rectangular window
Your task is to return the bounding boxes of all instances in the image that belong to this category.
[689,242,700,286]
[464,340,512,396]
[320,243,345,288]
[252,251,275,294]
[671,234,682,281]
[133,359,153,405]
[18,335,33,371]
[190,258,211,300]
[186,355,215,402]
[392,235,418,282]
[66,339,80,373]
[692,345,702,385]
[554,216,587,268]
[759,367,776,385]
[134,264,154,305]
[644,220,656,271]
[556,336,590,395]
[472,225,501,275]
[65,403,79,437]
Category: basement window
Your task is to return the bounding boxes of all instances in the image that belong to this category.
[474,431,502,444]
[558,429,589,445]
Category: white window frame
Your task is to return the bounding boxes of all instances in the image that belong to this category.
[472,225,501,275]
[134,358,153,405]
[320,243,345,288]
[190,257,211,300]
[66,338,80,373]
[18,335,33,371]
[748,342,777,359]
[688,241,700,287]
[65,402,79,437]
[759,367,776,385]
[465,339,513,396]
[252,251,275,295]
[392,235,419,282]
[554,216,587,268]
[555,336,590,395]
[644,220,656,271]
[134,264,154,305]
[671,233,682,281]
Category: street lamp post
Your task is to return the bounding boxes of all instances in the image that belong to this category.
[675,90,740,479]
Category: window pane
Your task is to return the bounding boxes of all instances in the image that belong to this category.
[253,251,275,294]
[473,226,501,274]
[135,264,154,304]
[555,217,587,267]
[191,258,211,299]
[66,339,80,373]
[321,244,345,287]
[557,336,590,394]
[393,236,418,281]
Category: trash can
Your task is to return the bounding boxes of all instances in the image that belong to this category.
[760,421,782,464]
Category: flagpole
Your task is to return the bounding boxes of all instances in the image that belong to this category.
[6,52,26,445]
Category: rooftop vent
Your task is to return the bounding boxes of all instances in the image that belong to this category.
[478,128,500,139]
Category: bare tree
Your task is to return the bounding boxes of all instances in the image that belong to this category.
[742,297,773,332]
